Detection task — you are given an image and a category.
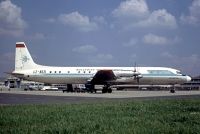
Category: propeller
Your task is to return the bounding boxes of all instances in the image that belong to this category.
[133,62,142,84]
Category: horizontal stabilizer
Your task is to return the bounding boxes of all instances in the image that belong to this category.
[5,72,24,78]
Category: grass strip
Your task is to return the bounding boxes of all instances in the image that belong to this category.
[0,99,200,134]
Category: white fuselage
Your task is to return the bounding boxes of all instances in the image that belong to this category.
[14,66,191,85]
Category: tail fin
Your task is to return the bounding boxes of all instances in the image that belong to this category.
[15,42,38,71]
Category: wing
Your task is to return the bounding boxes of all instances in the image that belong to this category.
[90,70,116,85]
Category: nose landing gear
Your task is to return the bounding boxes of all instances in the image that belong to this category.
[170,85,176,93]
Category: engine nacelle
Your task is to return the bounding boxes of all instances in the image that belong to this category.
[114,71,142,78]
[136,74,143,79]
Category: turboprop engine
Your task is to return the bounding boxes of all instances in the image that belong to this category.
[114,70,142,78]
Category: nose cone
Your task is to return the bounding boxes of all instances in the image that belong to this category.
[186,76,192,82]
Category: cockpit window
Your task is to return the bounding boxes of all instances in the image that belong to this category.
[176,71,182,75]
[176,71,186,76]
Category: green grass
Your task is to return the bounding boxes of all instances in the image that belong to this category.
[1,99,200,134]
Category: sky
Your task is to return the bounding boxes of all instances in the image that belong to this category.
[0,0,200,77]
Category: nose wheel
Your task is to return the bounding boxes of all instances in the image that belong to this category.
[170,85,176,93]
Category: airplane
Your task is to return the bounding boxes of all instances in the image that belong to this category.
[10,42,191,93]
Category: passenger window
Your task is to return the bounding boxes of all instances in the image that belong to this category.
[59,71,61,73]
[50,71,52,73]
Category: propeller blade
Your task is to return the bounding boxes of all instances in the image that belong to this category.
[137,77,139,84]
[134,62,137,72]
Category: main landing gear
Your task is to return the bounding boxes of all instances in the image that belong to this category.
[102,84,112,93]
[85,83,112,93]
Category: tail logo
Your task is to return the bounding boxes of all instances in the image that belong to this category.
[21,55,29,63]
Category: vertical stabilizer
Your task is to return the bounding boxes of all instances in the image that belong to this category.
[15,42,38,71]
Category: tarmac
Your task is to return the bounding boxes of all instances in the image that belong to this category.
[0,89,200,105]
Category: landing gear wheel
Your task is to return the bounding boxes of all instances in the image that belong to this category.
[108,88,112,93]
[102,84,112,93]
[170,89,175,93]
[102,87,107,93]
